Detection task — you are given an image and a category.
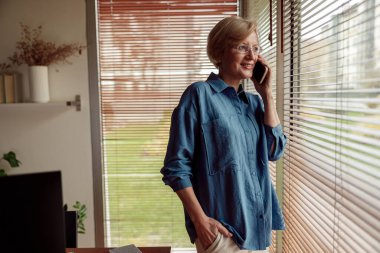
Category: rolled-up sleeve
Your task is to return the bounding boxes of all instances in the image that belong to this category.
[264,124,287,161]
[255,96,287,161]
[160,95,198,192]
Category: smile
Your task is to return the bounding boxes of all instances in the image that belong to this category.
[241,63,253,70]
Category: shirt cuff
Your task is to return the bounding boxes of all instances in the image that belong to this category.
[264,124,282,147]
[170,177,193,192]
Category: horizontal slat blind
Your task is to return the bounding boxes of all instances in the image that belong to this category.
[245,1,279,252]
[282,0,380,252]
[96,0,238,247]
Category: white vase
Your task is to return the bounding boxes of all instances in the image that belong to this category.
[28,65,49,103]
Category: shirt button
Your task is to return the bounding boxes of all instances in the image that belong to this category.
[259,214,264,219]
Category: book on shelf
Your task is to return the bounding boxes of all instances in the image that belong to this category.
[4,74,15,103]
[0,74,4,103]
[0,73,23,104]
[13,72,23,103]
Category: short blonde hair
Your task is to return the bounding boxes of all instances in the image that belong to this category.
[207,16,257,68]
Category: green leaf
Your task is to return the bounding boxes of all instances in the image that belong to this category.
[72,201,87,234]
[0,169,7,176]
[3,151,21,168]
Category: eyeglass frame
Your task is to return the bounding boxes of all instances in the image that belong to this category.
[232,44,262,55]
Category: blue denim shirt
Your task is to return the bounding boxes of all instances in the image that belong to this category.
[161,73,287,250]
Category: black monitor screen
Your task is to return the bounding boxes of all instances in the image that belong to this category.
[0,171,66,253]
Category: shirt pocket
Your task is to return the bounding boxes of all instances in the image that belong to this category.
[201,116,241,175]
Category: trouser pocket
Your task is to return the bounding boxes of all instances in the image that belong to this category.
[204,233,222,253]
[195,233,223,253]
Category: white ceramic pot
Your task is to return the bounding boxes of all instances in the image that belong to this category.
[28,65,49,103]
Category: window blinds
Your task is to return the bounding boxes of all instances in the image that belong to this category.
[282,0,380,252]
[245,1,279,252]
[254,0,278,181]
[96,0,238,247]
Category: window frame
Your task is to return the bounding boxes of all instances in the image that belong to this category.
[86,0,105,247]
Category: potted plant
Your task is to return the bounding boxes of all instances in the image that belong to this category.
[64,201,87,247]
[64,201,87,234]
[8,24,85,103]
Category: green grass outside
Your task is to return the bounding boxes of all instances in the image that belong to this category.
[103,115,193,248]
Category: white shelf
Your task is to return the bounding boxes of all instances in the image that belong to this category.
[0,95,81,111]
[0,102,66,107]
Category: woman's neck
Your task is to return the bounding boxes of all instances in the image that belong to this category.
[218,72,240,91]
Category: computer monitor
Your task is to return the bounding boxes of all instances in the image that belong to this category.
[0,171,66,253]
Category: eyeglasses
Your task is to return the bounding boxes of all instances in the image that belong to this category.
[232,44,262,55]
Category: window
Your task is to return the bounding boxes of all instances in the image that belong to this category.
[282,0,380,252]
[92,0,380,250]
[96,0,238,247]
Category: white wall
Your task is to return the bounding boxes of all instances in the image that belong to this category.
[0,0,95,247]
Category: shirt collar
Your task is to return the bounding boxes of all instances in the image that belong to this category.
[206,72,249,104]
[237,85,249,104]
[206,72,229,93]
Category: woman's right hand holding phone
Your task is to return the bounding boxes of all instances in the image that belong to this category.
[251,56,272,98]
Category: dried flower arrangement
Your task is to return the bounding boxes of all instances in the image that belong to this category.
[0,62,12,73]
[8,24,85,66]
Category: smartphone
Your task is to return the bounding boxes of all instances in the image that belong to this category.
[252,60,268,84]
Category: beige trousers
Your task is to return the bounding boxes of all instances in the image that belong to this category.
[195,233,269,253]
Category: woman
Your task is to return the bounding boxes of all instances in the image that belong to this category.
[161,16,287,253]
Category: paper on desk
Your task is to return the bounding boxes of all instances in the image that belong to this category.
[109,244,142,253]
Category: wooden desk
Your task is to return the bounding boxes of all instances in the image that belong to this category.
[66,247,171,253]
